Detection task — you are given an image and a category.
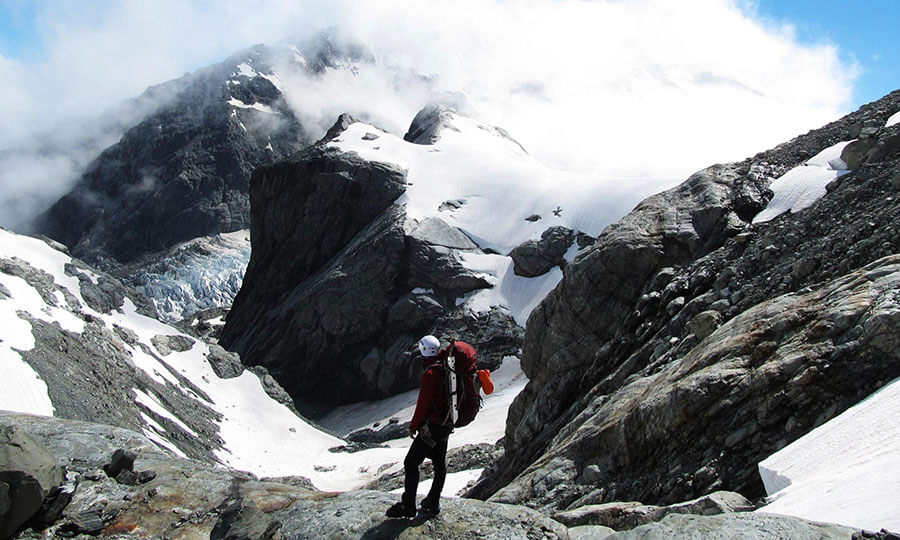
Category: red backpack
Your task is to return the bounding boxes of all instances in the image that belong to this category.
[445,341,493,428]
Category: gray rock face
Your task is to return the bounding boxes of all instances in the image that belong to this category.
[150,334,196,356]
[469,89,900,511]
[35,44,310,266]
[220,142,523,412]
[404,103,459,145]
[2,413,566,540]
[0,425,65,538]
[553,491,754,530]
[509,226,576,277]
[605,512,856,539]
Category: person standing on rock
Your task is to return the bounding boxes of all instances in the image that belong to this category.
[386,335,459,518]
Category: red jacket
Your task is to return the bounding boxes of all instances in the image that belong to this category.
[409,353,452,432]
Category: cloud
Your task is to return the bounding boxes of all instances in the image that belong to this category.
[0,0,857,229]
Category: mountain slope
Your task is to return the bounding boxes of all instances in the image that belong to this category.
[467,89,900,517]
[220,108,676,411]
[34,44,310,266]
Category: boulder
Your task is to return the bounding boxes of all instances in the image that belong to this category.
[552,491,754,530]
[605,512,856,539]
[687,310,723,340]
[509,226,576,277]
[568,525,616,539]
[150,334,195,356]
[206,344,244,379]
[0,425,65,538]
[103,448,137,478]
[404,103,458,145]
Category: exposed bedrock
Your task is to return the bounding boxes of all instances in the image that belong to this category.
[221,133,523,412]
[468,89,900,511]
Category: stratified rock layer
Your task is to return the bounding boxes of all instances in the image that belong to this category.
[470,90,900,511]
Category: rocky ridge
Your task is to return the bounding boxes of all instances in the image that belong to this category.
[0,229,317,472]
[35,44,309,267]
[468,89,900,513]
[220,116,524,411]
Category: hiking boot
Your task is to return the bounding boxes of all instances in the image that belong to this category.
[420,496,440,515]
[386,501,417,518]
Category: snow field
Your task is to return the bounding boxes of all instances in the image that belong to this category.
[757,376,900,532]
[753,140,853,223]
[330,116,675,326]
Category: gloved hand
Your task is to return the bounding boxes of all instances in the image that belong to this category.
[408,427,416,439]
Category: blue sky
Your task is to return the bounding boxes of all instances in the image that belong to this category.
[752,0,899,106]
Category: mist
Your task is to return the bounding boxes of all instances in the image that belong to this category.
[0,0,856,230]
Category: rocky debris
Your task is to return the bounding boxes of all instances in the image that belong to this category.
[19,311,224,462]
[35,44,310,266]
[205,343,244,378]
[249,365,299,412]
[221,142,523,412]
[553,491,754,530]
[0,425,65,538]
[150,334,195,356]
[366,443,503,493]
[605,512,857,539]
[469,89,900,511]
[348,421,411,444]
[569,524,616,538]
[2,413,567,540]
[175,306,230,341]
[509,226,576,277]
[854,530,900,540]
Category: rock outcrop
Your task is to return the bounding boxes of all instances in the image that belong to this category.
[552,491,753,530]
[0,230,304,466]
[35,44,309,266]
[468,90,900,511]
[1,413,567,540]
[605,512,857,539]
[220,118,523,411]
[0,425,65,538]
[509,226,577,277]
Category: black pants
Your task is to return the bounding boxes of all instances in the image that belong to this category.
[402,423,452,505]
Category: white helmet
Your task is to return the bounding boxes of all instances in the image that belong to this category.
[417,335,441,357]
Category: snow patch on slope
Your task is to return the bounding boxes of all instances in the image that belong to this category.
[330,115,676,324]
[753,140,853,224]
[227,98,279,115]
[0,227,527,493]
[886,110,900,128]
[757,376,900,532]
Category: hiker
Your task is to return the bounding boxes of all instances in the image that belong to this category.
[386,335,464,518]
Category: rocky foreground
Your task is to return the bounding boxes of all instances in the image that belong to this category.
[5,412,885,539]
